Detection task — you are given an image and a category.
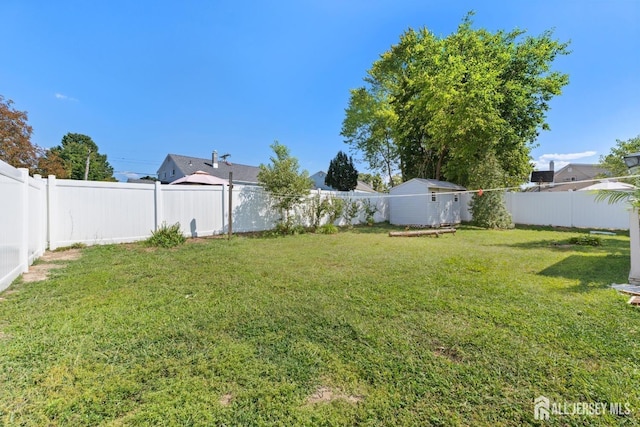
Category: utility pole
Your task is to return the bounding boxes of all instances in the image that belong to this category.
[228,172,233,239]
[84,149,92,180]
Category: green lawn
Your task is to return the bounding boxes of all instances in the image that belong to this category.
[0,225,639,426]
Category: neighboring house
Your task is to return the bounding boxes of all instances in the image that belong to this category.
[157,152,260,185]
[553,163,610,184]
[530,163,613,192]
[389,178,466,227]
[310,171,377,193]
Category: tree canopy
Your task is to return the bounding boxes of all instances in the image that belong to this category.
[599,135,640,177]
[50,133,115,181]
[343,13,570,190]
[0,95,70,178]
[258,141,312,223]
[325,151,358,191]
[0,95,36,171]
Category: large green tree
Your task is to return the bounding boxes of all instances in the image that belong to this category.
[50,133,114,181]
[258,141,312,225]
[599,135,640,177]
[343,13,569,227]
[325,151,358,191]
[341,87,400,186]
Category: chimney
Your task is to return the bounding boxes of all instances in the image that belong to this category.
[549,160,554,172]
[212,150,218,169]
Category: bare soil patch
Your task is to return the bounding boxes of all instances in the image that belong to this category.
[305,386,363,405]
[219,393,233,406]
[21,249,83,283]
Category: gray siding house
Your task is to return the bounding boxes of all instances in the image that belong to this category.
[157,151,260,185]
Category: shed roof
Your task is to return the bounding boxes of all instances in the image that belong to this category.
[391,178,466,192]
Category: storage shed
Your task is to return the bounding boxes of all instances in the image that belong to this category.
[389,178,466,227]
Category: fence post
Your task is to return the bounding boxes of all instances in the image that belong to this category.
[18,169,29,272]
[47,175,58,250]
[154,180,163,230]
[629,210,640,285]
[221,183,226,234]
[33,174,46,257]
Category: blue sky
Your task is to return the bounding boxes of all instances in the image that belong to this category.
[1,0,638,181]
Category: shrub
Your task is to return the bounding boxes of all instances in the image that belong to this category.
[267,219,307,237]
[469,191,513,229]
[342,199,361,228]
[306,193,331,229]
[316,224,339,234]
[362,199,378,225]
[568,235,603,246]
[146,222,186,248]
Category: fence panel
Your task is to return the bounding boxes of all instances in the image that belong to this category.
[461,191,629,229]
[232,185,278,232]
[51,180,157,249]
[0,162,26,291]
[28,175,47,263]
[162,185,224,237]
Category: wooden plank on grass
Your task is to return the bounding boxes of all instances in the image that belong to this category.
[389,228,457,238]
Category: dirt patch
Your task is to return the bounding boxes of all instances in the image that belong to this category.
[219,393,233,406]
[305,386,363,405]
[21,249,83,283]
[433,345,464,363]
[40,249,83,262]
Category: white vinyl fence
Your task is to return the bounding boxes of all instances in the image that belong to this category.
[0,154,633,291]
[460,191,630,229]
[1,164,47,291]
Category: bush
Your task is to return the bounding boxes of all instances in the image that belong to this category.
[568,235,603,246]
[267,219,307,237]
[146,222,186,248]
[342,199,361,228]
[362,199,378,225]
[469,191,513,229]
[316,224,339,234]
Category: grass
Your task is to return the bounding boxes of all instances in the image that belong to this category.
[0,224,639,426]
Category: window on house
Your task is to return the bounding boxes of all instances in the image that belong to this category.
[171,169,175,176]
[431,192,436,202]
[163,172,166,178]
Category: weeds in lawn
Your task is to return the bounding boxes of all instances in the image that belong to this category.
[145,222,186,248]
[569,235,603,246]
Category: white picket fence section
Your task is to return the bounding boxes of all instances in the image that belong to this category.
[0,155,633,291]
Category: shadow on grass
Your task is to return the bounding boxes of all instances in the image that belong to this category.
[497,236,629,255]
[513,224,630,237]
[539,254,629,292]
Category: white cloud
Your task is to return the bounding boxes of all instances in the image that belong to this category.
[54,93,78,101]
[538,151,597,162]
[115,171,140,182]
[533,151,598,171]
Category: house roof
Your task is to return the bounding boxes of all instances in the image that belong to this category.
[553,163,610,182]
[355,180,376,193]
[392,178,466,192]
[161,153,260,184]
